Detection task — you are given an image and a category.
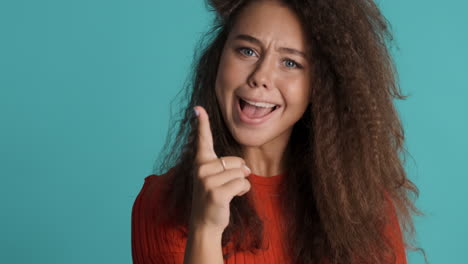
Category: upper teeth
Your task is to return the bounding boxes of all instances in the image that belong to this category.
[243,99,277,108]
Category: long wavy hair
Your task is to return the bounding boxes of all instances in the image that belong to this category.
[153,0,427,263]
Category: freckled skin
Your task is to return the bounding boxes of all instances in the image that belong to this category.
[215,0,312,176]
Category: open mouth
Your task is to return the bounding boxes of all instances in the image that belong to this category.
[237,96,280,124]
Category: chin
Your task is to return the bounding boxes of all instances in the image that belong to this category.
[232,132,270,147]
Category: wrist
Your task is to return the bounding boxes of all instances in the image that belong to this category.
[188,224,224,240]
[184,225,224,264]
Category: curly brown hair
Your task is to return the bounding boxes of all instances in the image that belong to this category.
[153,0,427,263]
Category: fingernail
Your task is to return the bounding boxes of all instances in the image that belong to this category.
[193,107,199,117]
[243,164,251,175]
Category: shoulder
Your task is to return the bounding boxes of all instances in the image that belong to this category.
[133,168,176,212]
[143,167,176,189]
[381,190,408,263]
[132,167,188,256]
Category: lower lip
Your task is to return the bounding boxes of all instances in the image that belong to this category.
[235,97,280,126]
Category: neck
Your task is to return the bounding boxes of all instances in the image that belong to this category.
[242,137,290,177]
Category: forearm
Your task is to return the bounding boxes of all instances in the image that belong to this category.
[183,227,224,264]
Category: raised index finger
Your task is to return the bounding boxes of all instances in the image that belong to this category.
[194,106,218,164]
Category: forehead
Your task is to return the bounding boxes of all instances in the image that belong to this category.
[228,0,307,50]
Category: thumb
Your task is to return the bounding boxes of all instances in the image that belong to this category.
[194,106,218,165]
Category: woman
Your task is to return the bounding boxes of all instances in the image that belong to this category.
[132,0,426,263]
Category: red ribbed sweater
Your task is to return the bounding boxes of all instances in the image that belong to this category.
[131,170,407,263]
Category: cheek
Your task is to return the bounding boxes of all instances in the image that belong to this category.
[216,57,241,106]
[278,78,310,106]
[218,53,250,87]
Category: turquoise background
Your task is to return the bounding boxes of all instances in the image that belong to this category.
[0,0,466,263]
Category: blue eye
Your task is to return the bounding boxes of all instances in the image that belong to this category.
[239,47,256,57]
[237,47,303,69]
[284,59,301,69]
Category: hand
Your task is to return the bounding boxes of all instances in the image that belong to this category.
[189,106,252,235]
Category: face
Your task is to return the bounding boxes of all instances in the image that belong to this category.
[215,0,312,149]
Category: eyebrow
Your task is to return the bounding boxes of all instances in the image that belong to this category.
[233,34,308,59]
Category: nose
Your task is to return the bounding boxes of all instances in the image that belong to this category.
[247,56,274,89]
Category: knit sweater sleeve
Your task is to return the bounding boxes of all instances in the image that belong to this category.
[131,173,186,264]
[382,193,408,264]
